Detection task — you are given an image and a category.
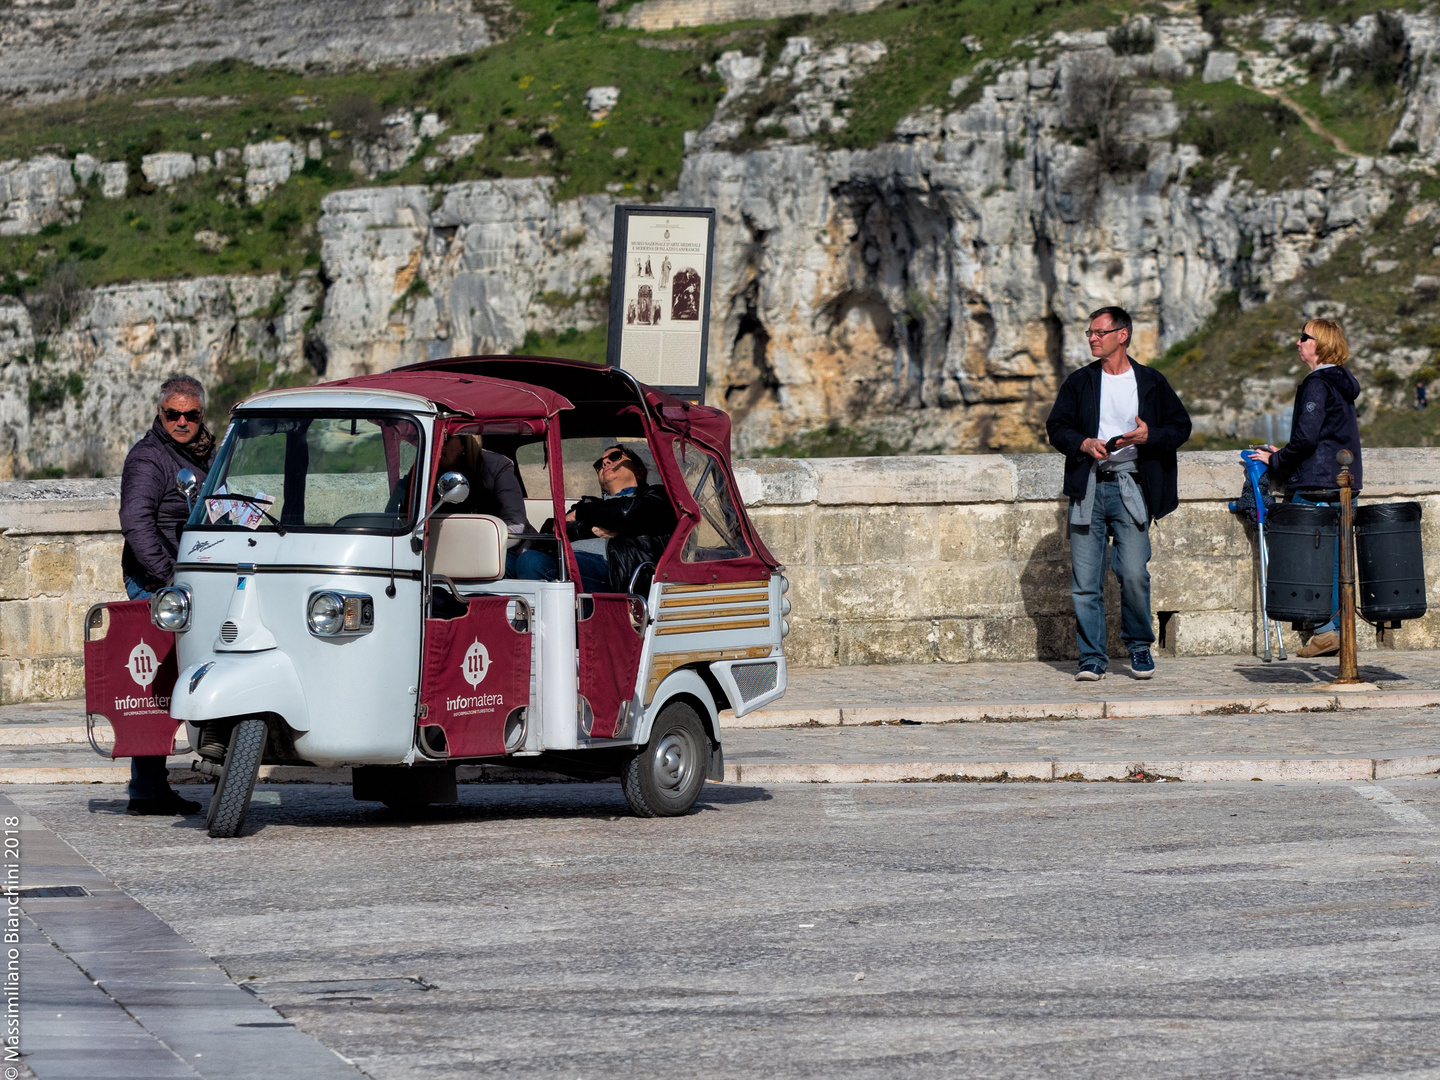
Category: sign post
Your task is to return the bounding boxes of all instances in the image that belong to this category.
[606,205,717,403]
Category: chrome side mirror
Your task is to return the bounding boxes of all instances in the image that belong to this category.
[436,471,470,505]
[176,468,198,511]
[412,472,470,552]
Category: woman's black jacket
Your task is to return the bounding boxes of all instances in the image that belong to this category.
[569,484,678,592]
[1045,358,1193,521]
[1268,364,1363,493]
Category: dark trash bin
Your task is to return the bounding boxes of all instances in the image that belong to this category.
[1355,501,1427,625]
[1265,502,1338,625]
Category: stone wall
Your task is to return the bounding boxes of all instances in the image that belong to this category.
[0,479,121,704]
[2,450,1437,703]
[743,448,1440,666]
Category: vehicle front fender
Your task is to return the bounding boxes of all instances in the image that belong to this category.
[171,652,310,731]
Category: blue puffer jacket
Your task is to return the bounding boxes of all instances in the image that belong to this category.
[1269,364,1363,493]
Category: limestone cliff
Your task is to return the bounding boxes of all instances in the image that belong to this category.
[310,28,1396,456]
[0,0,503,106]
[3,10,1436,476]
[1,276,319,478]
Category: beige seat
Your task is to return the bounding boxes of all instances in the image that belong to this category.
[523,498,551,531]
[426,514,508,581]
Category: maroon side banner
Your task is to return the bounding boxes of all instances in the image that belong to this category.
[578,594,643,739]
[420,596,532,758]
[84,600,180,758]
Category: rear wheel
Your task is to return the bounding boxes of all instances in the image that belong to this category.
[621,701,709,818]
[206,717,266,838]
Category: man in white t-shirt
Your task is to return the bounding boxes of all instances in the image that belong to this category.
[1045,307,1192,681]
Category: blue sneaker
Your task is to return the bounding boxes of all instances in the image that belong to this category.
[1129,647,1155,679]
[1075,661,1106,682]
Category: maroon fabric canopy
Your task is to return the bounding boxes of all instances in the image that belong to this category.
[315,370,573,421]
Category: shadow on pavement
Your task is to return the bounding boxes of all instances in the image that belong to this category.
[115,779,775,835]
[1233,663,1409,685]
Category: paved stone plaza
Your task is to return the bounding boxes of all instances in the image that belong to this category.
[9,652,1440,1076]
[11,776,1440,1078]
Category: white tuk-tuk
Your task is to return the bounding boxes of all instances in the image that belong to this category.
[85,357,789,836]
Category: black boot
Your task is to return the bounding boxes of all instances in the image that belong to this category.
[127,791,202,816]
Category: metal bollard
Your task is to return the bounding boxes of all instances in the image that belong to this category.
[1334,449,1361,685]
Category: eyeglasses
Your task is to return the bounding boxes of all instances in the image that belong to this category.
[1086,327,1123,340]
[162,408,203,423]
[1297,332,1315,343]
[592,449,627,471]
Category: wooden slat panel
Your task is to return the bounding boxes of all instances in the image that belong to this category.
[659,605,769,622]
[659,591,769,609]
[655,618,770,636]
[661,580,770,595]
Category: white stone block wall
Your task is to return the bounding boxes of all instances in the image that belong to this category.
[742,449,1440,667]
[2,450,1438,702]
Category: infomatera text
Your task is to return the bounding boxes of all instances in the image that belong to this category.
[445,693,504,712]
[113,694,170,713]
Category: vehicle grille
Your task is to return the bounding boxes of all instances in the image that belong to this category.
[731,661,778,702]
[219,621,239,643]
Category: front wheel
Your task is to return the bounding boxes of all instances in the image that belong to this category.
[621,701,709,818]
[206,717,266,838]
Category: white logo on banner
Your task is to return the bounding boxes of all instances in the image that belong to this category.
[461,640,490,687]
[127,642,159,688]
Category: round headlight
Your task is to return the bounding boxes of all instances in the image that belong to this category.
[307,592,345,636]
[152,587,191,631]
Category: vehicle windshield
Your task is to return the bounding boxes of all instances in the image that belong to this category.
[189,412,423,532]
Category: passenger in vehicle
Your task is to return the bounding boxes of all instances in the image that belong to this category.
[514,444,676,593]
[391,433,528,545]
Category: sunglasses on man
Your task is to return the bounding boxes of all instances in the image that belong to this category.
[592,449,628,471]
[163,408,203,423]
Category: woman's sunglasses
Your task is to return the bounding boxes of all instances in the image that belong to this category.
[1297,332,1315,343]
[592,449,627,471]
[163,408,203,423]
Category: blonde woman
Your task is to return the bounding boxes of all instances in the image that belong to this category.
[1250,318,1362,656]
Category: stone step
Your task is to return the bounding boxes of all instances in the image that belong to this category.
[734,689,1440,728]
[7,722,1439,786]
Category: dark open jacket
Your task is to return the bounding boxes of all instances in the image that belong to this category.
[437,445,528,533]
[119,418,215,590]
[1045,358,1193,521]
[568,483,677,593]
[388,444,528,534]
[1269,364,1363,493]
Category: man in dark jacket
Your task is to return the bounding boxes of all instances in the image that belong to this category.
[1046,307,1192,681]
[514,444,676,592]
[118,373,216,816]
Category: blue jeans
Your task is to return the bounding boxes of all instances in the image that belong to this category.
[1069,482,1154,669]
[1289,492,1340,634]
[124,577,173,800]
[512,549,610,593]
